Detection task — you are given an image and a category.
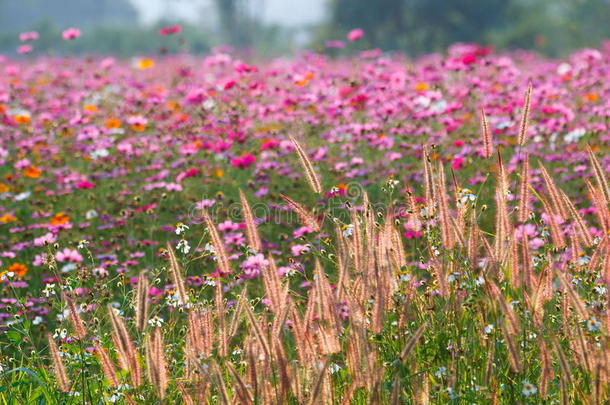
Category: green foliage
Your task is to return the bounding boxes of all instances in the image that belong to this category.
[0,20,211,57]
[323,0,610,56]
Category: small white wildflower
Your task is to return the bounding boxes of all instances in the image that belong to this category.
[204,243,216,254]
[77,239,89,249]
[385,179,400,191]
[165,293,182,308]
[53,328,68,339]
[522,380,537,396]
[148,316,164,327]
[90,148,109,159]
[56,309,69,322]
[176,239,191,255]
[458,188,477,207]
[446,387,458,400]
[175,222,189,235]
[342,224,354,237]
[14,191,31,201]
[43,283,56,297]
[107,394,122,403]
[483,324,494,335]
[85,209,98,219]
[203,98,216,110]
[328,363,342,374]
[434,366,447,378]
[32,316,43,325]
[61,263,77,273]
[587,317,602,332]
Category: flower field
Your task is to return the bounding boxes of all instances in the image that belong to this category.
[0,43,609,403]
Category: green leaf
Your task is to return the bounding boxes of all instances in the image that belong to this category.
[0,367,46,387]
[6,331,21,344]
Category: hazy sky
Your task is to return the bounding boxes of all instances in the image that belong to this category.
[128,0,326,26]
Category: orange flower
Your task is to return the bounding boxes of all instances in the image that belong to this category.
[13,114,31,124]
[583,93,600,103]
[23,166,42,178]
[50,212,70,226]
[137,58,155,70]
[215,168,224,178]
[295,72,315,87]
[0,182,10,193]
[415,82,429,92]
[167,101,181,112]
[105,117,122,129]
[0,213,17,224]
[131,123,146,132]
[83,104,98,113]
[8,262,28,278]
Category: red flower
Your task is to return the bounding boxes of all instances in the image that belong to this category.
[158,25,182,36]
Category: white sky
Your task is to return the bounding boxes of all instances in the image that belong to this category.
[128,0,326,26]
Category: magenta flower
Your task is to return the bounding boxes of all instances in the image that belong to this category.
[76,181,95,189]
[347,28,364,42]
[230,154,256,169]
[62,28,81,40]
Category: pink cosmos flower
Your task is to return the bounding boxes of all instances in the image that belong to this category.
[218,220,240,232]
[127,115,148,126]
[34,233,57,247]
[195,199,216,210]
[17,45,32,54]
[347,28,364,42]
[240,253,269,279]
[33,254,47,266]
[290,244,310,256]
[326,40,345,49]
[56,248,83,263]
[224,232,245,246]
[62,28,81,40]
[19,31,39,41]
[100,57,115,69]
[293,226,313,238]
